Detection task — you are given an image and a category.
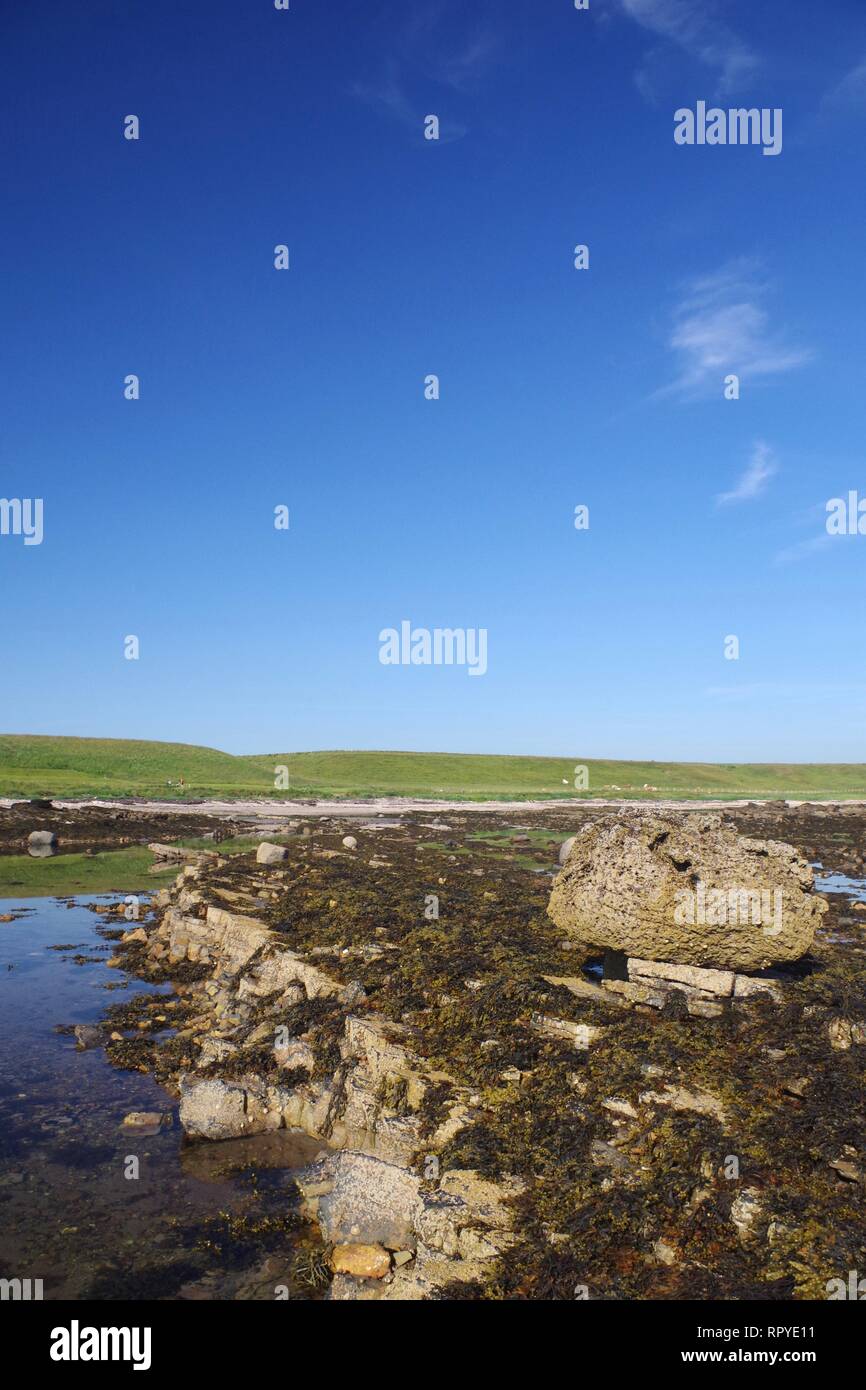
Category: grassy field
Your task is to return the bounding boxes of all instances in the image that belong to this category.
[2,734,866,802]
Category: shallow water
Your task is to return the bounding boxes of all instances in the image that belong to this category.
[0,894,323,1300]
[815,870,866,902]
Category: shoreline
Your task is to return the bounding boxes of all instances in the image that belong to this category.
[6,794,866,818]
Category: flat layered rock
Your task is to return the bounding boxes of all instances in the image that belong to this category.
[628,958,735,997]
[530,1013,605,1049]
[148,842,217,862]
[548,814,826,970]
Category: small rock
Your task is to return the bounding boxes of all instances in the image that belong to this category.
[829,1155,863,1184]
[652,1237,678,1265]
[274,1039,315,1072]
[342,836,358,851]
[301,1151,421,1250]
[602,1097,638,1119]
[730,1188,764,1241]
[330,1243,391,1279]
[640,1083,727,1125]
[767,1219,792,1246]
[590,1139,631,1171]
[73,1025,102,1050]
[121,1111,169,1136]
[602,979,667,1008]
[499,1067,527,1085]
[687,998,725,1018]
[828,1017,866,1050]
[531,1013,605,1049]
[782,1076,810,1099]
[198,1037,239,1067]
[256,842,288,866]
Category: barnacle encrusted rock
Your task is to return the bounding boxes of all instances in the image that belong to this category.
[548,813,827,970]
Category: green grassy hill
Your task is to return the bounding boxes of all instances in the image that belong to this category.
[1,735,865,801]
[0,735,266,798]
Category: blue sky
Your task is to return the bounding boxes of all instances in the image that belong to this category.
[2,0,866,762]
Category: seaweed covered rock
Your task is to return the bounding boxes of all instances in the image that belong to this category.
[548,813,826,970]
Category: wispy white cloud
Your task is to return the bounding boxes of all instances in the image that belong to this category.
[618,0,758,97]
[773,532,834,566]
[352,63,417,128]
[716,440,777,507]
[434,31,500,93]
[658,259,812,398]
[351,65,468,141]
[822,54,866,110]
[351,7,498,138]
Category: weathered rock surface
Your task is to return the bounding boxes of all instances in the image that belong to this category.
[330,1243,390,1278]
[95,800,866,1302]
[178,1076,291,1140]
[530,1013,605,1049]
[28,829,57,848]
[179,1078,252,1140]
[121,1111,169,1135]
[298,1150,421,1250]
[256,842,288,865]
[148,842,217,863]
[548,814,826,970]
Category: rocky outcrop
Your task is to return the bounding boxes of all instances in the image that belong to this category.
[295,1151,522,1299]
[548,813,826,970]
[179,1075,294,1140]
[131,857,521,1299]
[297,1151,420,1249]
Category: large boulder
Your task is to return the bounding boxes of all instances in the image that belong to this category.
[179,1078,250,1140]
[548,814,827,971]
[178,1076,284,1140]
[297,1150,422,1250]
